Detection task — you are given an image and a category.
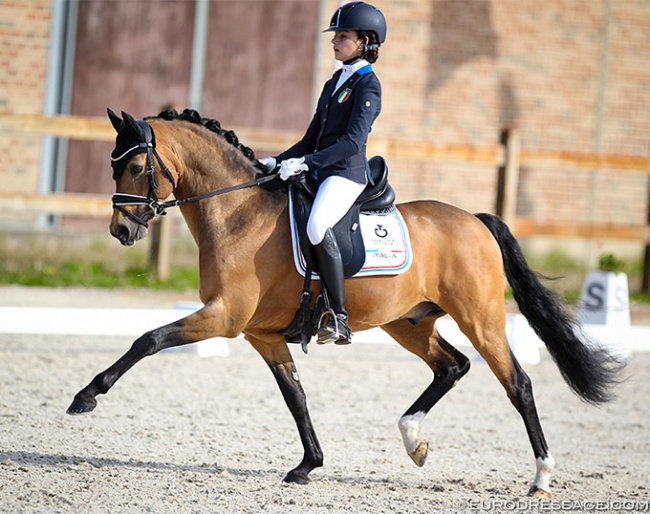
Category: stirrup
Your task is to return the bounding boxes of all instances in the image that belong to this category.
[317,310,352,345]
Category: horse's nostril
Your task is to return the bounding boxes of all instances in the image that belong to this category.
[116,225,130,244]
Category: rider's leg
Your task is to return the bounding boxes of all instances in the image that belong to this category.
[306,175,366,245]
[307,176,365,344]
[314,228,350,344]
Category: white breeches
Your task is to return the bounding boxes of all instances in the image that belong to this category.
[306,175,366,245]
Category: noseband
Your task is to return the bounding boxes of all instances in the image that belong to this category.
[111,121,278,228]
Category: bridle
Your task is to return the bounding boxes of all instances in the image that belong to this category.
[111,121,278,228]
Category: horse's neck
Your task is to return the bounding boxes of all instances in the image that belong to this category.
[163,125,288,281]
[181,182,288,303]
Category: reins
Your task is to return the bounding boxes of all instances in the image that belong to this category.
[112,173,279,225]
[111,118,279,227]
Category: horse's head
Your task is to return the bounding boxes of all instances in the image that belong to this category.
[107,109,177,246]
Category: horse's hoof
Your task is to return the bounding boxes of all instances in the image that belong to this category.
[283,470,310,485]
[528,485,552,499]
[410,439,429,467]
[66,394,97,415]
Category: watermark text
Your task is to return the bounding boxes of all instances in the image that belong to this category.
[466,499,649,512]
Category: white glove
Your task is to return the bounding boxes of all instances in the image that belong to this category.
[279,157,308,181]
[257,157,277,173]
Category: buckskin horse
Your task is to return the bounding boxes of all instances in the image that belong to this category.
[67,108,623,498]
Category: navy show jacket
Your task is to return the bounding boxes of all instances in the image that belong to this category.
[276,64,381,186]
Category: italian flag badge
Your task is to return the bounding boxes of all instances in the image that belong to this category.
[337,88,352,103]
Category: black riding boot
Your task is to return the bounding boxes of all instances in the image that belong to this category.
[314,228,352,345]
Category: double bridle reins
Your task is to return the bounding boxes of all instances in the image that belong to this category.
[110,121,278,228]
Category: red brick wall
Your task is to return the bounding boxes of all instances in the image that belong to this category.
[0,0,51,192]
[364,0,649,225]
[2,0,649,249]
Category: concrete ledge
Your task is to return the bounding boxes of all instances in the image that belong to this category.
[0,307,647,358]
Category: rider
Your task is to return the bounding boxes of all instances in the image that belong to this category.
[259,2,386,345]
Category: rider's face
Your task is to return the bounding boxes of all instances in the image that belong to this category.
[331,30,364,62]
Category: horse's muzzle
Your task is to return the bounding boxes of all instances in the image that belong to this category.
[110,214,147,247]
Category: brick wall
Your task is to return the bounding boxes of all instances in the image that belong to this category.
[368,0,649,226]
[2,0,649,256]
[0,0,51,192]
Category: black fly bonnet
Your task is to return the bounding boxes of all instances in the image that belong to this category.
[108,109,176,227]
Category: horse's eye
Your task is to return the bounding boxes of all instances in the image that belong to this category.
[130,164,144,176]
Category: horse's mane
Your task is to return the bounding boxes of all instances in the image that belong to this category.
[146,108,265,172]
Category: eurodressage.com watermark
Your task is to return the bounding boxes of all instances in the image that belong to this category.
[465,498,649,512]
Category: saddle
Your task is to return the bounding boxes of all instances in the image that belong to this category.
[281,156,396,352]
[290,156,396,278]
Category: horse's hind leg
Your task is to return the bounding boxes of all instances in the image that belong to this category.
[508,353,555,498]
[460,318,555,498]
[382,318,470,467]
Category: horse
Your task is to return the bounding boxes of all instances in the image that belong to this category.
[67,108,623,498]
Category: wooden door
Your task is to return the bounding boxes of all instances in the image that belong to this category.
[64,0,319,195]
[202,0,319,132]
[65,0,195,194]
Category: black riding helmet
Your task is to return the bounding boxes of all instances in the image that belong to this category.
[324,2,387,45]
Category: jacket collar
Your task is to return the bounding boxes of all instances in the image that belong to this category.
[330,60,373,98]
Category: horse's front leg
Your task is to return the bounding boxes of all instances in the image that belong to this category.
[247,334,323,484]
[67,306,231,415]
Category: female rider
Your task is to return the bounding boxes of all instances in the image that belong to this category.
[259,2,387,345]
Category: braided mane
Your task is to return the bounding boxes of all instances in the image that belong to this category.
[146,108,264,170]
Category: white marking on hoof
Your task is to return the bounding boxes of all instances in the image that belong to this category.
[398,412,429,466]
[529,454,555,497]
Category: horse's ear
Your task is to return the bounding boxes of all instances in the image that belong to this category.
[121,111,140,134]
[107,108,123,132]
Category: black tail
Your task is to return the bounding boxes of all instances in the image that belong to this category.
[475,212,625,405]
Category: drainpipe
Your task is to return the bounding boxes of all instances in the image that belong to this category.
[41,0,77,194]
[587,0,612,266]
[188,0,209,111]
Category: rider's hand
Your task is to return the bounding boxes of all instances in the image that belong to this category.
[279,157,308,181]
[257,157,277,173]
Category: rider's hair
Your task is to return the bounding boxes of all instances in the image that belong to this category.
[362,31,380,64]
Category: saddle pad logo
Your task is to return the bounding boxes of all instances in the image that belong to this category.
[374,225,388,238]
[338,88,352,103]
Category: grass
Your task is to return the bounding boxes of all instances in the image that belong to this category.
[530,249,650,305]
[1,229,649,304]
[3,258,648,303]
[0,260,199,290]
[0,228,200,291]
